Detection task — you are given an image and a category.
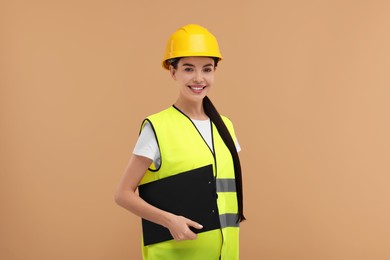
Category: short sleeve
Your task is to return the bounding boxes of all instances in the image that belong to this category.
[133,121,161,167]
[236,138,241,153]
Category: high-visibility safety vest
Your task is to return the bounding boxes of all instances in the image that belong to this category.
[138,106,240,260]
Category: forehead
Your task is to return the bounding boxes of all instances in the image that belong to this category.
[178,56,215,66]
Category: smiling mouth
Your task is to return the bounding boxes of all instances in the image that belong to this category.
[188,86,206,91]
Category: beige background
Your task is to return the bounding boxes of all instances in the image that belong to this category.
[1,0,390,259]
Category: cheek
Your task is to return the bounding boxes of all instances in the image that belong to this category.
[206,75,215,84]
[178,75,192,84]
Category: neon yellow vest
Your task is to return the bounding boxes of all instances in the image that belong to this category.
[139,106,240,260]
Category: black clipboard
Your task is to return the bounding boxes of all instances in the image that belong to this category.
[138,164,220,246]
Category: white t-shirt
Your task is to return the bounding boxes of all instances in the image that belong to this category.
[133,119,241,168]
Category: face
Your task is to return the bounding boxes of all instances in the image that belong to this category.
[170,56,216,103]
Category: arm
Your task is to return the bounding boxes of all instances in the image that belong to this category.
[114,154,203,241]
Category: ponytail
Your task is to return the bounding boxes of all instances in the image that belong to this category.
[203,96,246,222]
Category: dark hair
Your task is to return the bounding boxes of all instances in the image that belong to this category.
[166,57,220,69]
[168,56,245,222]
[203,96,246,223]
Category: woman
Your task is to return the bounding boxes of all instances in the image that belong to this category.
[115,24,245,260]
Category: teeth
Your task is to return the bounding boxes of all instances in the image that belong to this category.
[191,87,203,90]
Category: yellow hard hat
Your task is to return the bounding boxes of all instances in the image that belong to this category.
[162,24,223,69]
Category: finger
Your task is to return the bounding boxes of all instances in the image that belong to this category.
[188,234,197,240]
[186,219,203,230]
[174,230,197,241]
[185,230,197,240]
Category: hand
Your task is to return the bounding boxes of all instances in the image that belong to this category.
[166,215,203,241]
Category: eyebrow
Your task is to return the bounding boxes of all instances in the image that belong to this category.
[182,63,214,67]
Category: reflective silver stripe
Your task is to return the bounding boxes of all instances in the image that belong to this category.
[216,179,236,192]
[219,213,240,228]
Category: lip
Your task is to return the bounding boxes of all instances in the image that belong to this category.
[188,85,206,93]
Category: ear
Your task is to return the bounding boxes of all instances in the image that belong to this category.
[169,65,176,80]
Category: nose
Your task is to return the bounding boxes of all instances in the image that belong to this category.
[193,71,204,83]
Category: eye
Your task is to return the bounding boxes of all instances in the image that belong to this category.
[184,67,193,72]
[203,67,213,73]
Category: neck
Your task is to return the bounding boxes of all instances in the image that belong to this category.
[174,98,208,120]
